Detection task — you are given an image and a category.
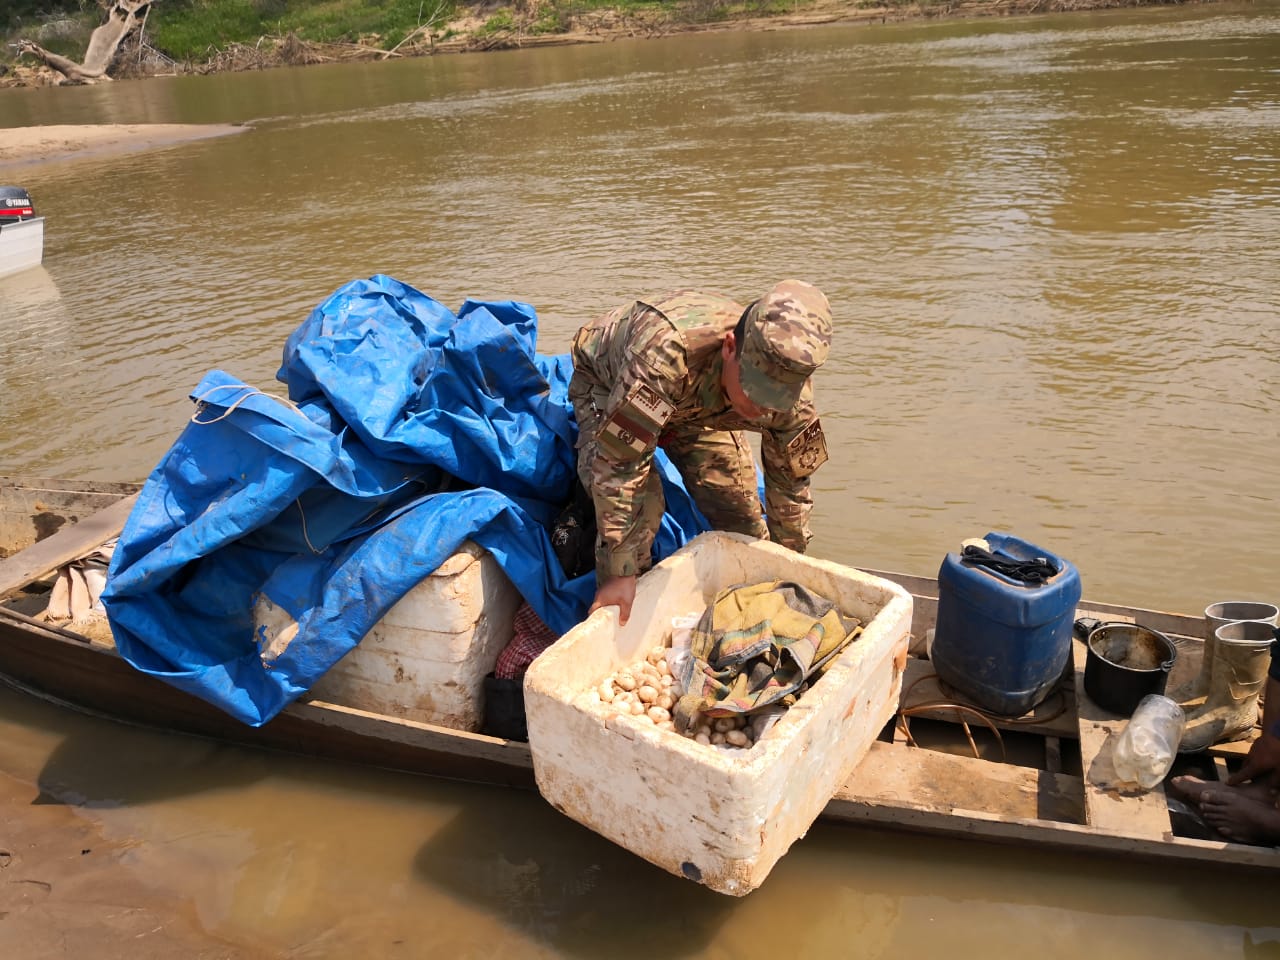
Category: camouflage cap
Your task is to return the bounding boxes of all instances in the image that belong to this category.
[738,279,832,411]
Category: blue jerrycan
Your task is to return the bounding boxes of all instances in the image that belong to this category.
[930,532,1082,716]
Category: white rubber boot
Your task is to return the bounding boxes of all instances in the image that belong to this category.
[1178,621,1274,753]
[1169,633,1216,706]
[1176,602,1279,704]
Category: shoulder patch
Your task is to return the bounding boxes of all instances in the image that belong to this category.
[599,383,676,460]
[786,419,829,477]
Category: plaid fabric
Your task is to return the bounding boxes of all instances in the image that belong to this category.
[494,602,560,680]
[673,580,861,730]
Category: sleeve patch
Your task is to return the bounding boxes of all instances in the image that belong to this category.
[628,383,676,425]
[787,419,829,476]
[599,384,675,460]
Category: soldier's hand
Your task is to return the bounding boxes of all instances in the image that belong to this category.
[590,575,637,625]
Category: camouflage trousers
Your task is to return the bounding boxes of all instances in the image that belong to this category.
[571,384,768,577]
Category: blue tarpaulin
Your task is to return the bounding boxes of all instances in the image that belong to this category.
[101,275,711,727]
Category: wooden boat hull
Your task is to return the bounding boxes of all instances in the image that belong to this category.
[1,476,1277,875]
[0,611,537,789]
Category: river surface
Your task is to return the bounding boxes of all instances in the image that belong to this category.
[1,3,1279,957]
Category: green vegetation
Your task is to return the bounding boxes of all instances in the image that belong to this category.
[144,0,457,60]
[3,5,98,60]
[3,0,461,63]
[0,0,916,77]
[3,0,63,25]
[476,7,516,34]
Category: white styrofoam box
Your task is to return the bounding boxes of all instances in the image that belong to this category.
[308,541,522,731]
[524,531,913,896]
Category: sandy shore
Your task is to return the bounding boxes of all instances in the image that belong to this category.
[0,123,247,170]
[0,768,264,959]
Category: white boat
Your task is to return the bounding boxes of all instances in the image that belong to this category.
[0,187,45,280]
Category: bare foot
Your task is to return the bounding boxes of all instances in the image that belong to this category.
[1170,776,1280,845]
[1171,774,1277,805]
[1168,774,1217,805]
[1200,789,1280,845]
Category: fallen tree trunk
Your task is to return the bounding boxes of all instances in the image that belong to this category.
[17,0,152,84]
[15,40,110,83]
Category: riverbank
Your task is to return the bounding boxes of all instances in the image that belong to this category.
[0,766,265,959]
[429,0,1197,57]
[0,124,247,170]
[1,0,1203,87]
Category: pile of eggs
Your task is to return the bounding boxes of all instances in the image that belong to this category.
[595,644,758,749]
[596,644,679,731]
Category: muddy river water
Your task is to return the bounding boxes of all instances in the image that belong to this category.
[1,2,1278,956]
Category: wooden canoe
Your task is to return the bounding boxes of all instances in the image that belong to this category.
[0,475,1276,873]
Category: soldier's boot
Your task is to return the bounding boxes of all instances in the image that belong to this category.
[1178,630,1272,753]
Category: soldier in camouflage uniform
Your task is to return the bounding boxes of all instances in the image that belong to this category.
[569,279,833,623]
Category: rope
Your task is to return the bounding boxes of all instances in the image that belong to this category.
[188,384,323,554]
[960,544,1058,584]
[190,384,304,425]
[901,670,1068,727]
[896,669,1071,762]
[296,499,320,556]
[897,701,1008,762]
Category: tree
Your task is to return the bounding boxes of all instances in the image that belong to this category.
[17,0,152,84]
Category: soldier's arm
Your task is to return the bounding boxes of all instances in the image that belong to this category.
[760,397,828,553]
[588,355,679,578]
[589,445,659,577]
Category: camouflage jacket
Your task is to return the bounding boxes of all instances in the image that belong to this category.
[570,290,828,578]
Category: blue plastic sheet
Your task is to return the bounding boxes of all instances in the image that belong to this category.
[102,276,711,727]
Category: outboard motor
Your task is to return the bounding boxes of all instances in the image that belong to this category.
[0,187,37,223]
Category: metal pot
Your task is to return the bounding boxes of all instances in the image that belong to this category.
[1082,621,1177,716]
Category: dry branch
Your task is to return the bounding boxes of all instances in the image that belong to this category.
[16,0,152,84]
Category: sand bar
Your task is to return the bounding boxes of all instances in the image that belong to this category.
[0,123,246,170]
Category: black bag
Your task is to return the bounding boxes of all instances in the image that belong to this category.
[482,673,528,742]
[550,480,596,579]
